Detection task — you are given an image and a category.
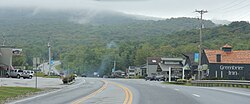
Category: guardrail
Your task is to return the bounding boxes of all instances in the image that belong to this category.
[191,80,250,88]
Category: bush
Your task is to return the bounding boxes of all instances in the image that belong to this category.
[169,82,186,85]
[177,79,188,83]
[202,77,225,80]
[62,74,75,84]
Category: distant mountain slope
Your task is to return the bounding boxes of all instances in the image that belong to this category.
[0,8,216,46]
[0,7,216,64]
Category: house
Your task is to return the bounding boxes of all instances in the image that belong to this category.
[127,66,136,78]
[146,57,161,77]
[201,44,250,80]
[126,65,147,78]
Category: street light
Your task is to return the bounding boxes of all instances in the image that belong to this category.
[48,37,51,76]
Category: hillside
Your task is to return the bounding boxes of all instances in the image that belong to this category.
[5,8,249,75]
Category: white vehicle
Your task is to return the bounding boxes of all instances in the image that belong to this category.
[6,69,23,79]
[22,70,34,79]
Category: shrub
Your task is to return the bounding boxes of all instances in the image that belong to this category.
[62,74,75,84]
[177,79,188,83]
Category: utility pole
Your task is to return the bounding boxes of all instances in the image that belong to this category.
[48,37,51,76]
[2,33,5,46]
[195,10,208,80]
[113,60,116,72]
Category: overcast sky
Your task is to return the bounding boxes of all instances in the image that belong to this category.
[1,0,250,21]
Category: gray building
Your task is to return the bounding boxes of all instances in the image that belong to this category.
[146,57,161,77]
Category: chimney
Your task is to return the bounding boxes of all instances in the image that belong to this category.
[221,44,232,53]
[216,54,221,62]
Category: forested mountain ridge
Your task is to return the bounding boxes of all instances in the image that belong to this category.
[2,8,249,75]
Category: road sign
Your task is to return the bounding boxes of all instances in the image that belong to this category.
[50,60,54,65]
[194,53,199,63]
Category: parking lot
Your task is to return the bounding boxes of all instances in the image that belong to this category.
[0,77,67,89]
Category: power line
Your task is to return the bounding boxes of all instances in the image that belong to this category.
[223,3,250,14]
[209,0,241,12]
[215,0,247,12]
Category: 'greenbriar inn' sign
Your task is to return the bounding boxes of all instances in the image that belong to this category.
[220,65,244,70]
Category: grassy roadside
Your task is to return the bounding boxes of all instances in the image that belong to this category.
[0,86,42,104]
[162,82,192,86]
[55,65,62,71]
[162,82,250,89]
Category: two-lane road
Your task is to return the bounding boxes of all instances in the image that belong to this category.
[11,78,250,104]
[110,79,250,104]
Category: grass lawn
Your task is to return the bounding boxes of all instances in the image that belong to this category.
[162,82,192,86]
[162,82,250,89]
[0,86,42,103]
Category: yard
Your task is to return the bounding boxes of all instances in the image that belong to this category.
[0,86,41,103]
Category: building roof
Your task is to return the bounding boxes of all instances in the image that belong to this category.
[147,57,161,65]
[114,70,125,73]
[204,49,250,64]
[182,53,198,66]
[222,44,232,48]
[161,58,183,62]
[129,66,136,69]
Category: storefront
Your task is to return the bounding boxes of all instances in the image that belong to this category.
[202,44,250,80]
[0,46,22,77]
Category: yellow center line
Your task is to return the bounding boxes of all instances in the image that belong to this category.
[71,80,133,104]
[109,81,133,104]
[71,80,108,104]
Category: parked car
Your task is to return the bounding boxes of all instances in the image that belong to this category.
[155,75,165,81]
[22,70,34,79]
[145,76,156,81]
[6,69,23,79]
[81,73,87,77]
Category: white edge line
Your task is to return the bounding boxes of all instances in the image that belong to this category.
[9,88,63,104]
[174,88,180,91]
[192,94,201,97]
[9,78,86,104]
[200,87,250,96]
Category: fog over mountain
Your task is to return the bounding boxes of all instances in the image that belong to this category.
[1,0,250,22]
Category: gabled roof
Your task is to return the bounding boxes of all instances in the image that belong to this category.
[204,50,250,64]
[222,44,232,48]
[129,66,136,69]
[182,53,198,65]
[114,70,125,73]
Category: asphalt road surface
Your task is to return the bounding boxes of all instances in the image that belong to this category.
[10,78,250,104]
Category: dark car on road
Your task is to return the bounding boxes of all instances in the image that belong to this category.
[81,73,87,77]
[155,75,165,81]
[145,76,156,81]
[145,75,165,81]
